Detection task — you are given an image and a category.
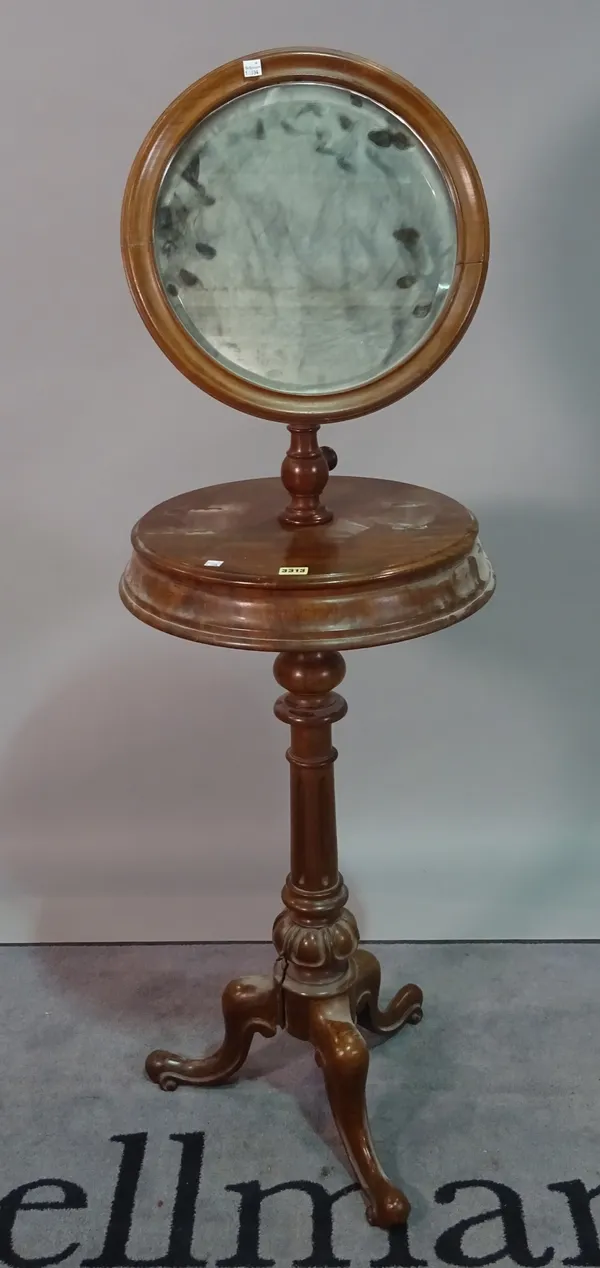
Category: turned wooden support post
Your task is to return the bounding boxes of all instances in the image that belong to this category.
[279,424,337,527]
[272,650,359,994]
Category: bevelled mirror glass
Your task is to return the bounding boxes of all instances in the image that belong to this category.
[153,82,457,395]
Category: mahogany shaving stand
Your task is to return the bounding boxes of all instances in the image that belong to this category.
[118,46,494,1227]
[120,424,494,1227]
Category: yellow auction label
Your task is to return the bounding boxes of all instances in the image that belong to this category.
[278,566,309,576]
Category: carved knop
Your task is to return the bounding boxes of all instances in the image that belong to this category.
[273,907,359,985]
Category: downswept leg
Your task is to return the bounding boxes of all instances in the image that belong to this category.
[146,975,279,1091]
[310,994,412,1227]
[353,948,423,1036]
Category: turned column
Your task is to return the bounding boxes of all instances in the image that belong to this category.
[272,650,359,995]
[278,422,337,527]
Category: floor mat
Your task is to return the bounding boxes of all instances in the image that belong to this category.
[1,942,598,1265]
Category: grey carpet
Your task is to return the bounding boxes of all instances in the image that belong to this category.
[1,942,599,1266]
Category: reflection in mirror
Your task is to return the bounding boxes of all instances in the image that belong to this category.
[154,82,457,395]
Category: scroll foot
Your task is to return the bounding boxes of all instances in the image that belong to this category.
[146,974,279,1091]
[353,948,423,1036]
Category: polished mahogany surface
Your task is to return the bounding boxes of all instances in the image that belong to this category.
[120,475,494,651]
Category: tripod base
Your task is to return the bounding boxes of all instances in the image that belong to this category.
[146,948,423,1228]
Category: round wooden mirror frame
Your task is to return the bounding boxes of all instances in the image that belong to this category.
[121,47,489,423]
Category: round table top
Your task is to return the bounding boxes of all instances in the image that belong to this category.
[131,476,476,582]
[121,476,494,650]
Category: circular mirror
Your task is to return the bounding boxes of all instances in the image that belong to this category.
[122,49,488,422]
[153,82,457,395]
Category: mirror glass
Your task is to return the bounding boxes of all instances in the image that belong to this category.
[154,82,457,395]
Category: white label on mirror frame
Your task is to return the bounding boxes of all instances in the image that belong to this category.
[204,559,224,567]
[243,58,262,78]
[279,566,309,576]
